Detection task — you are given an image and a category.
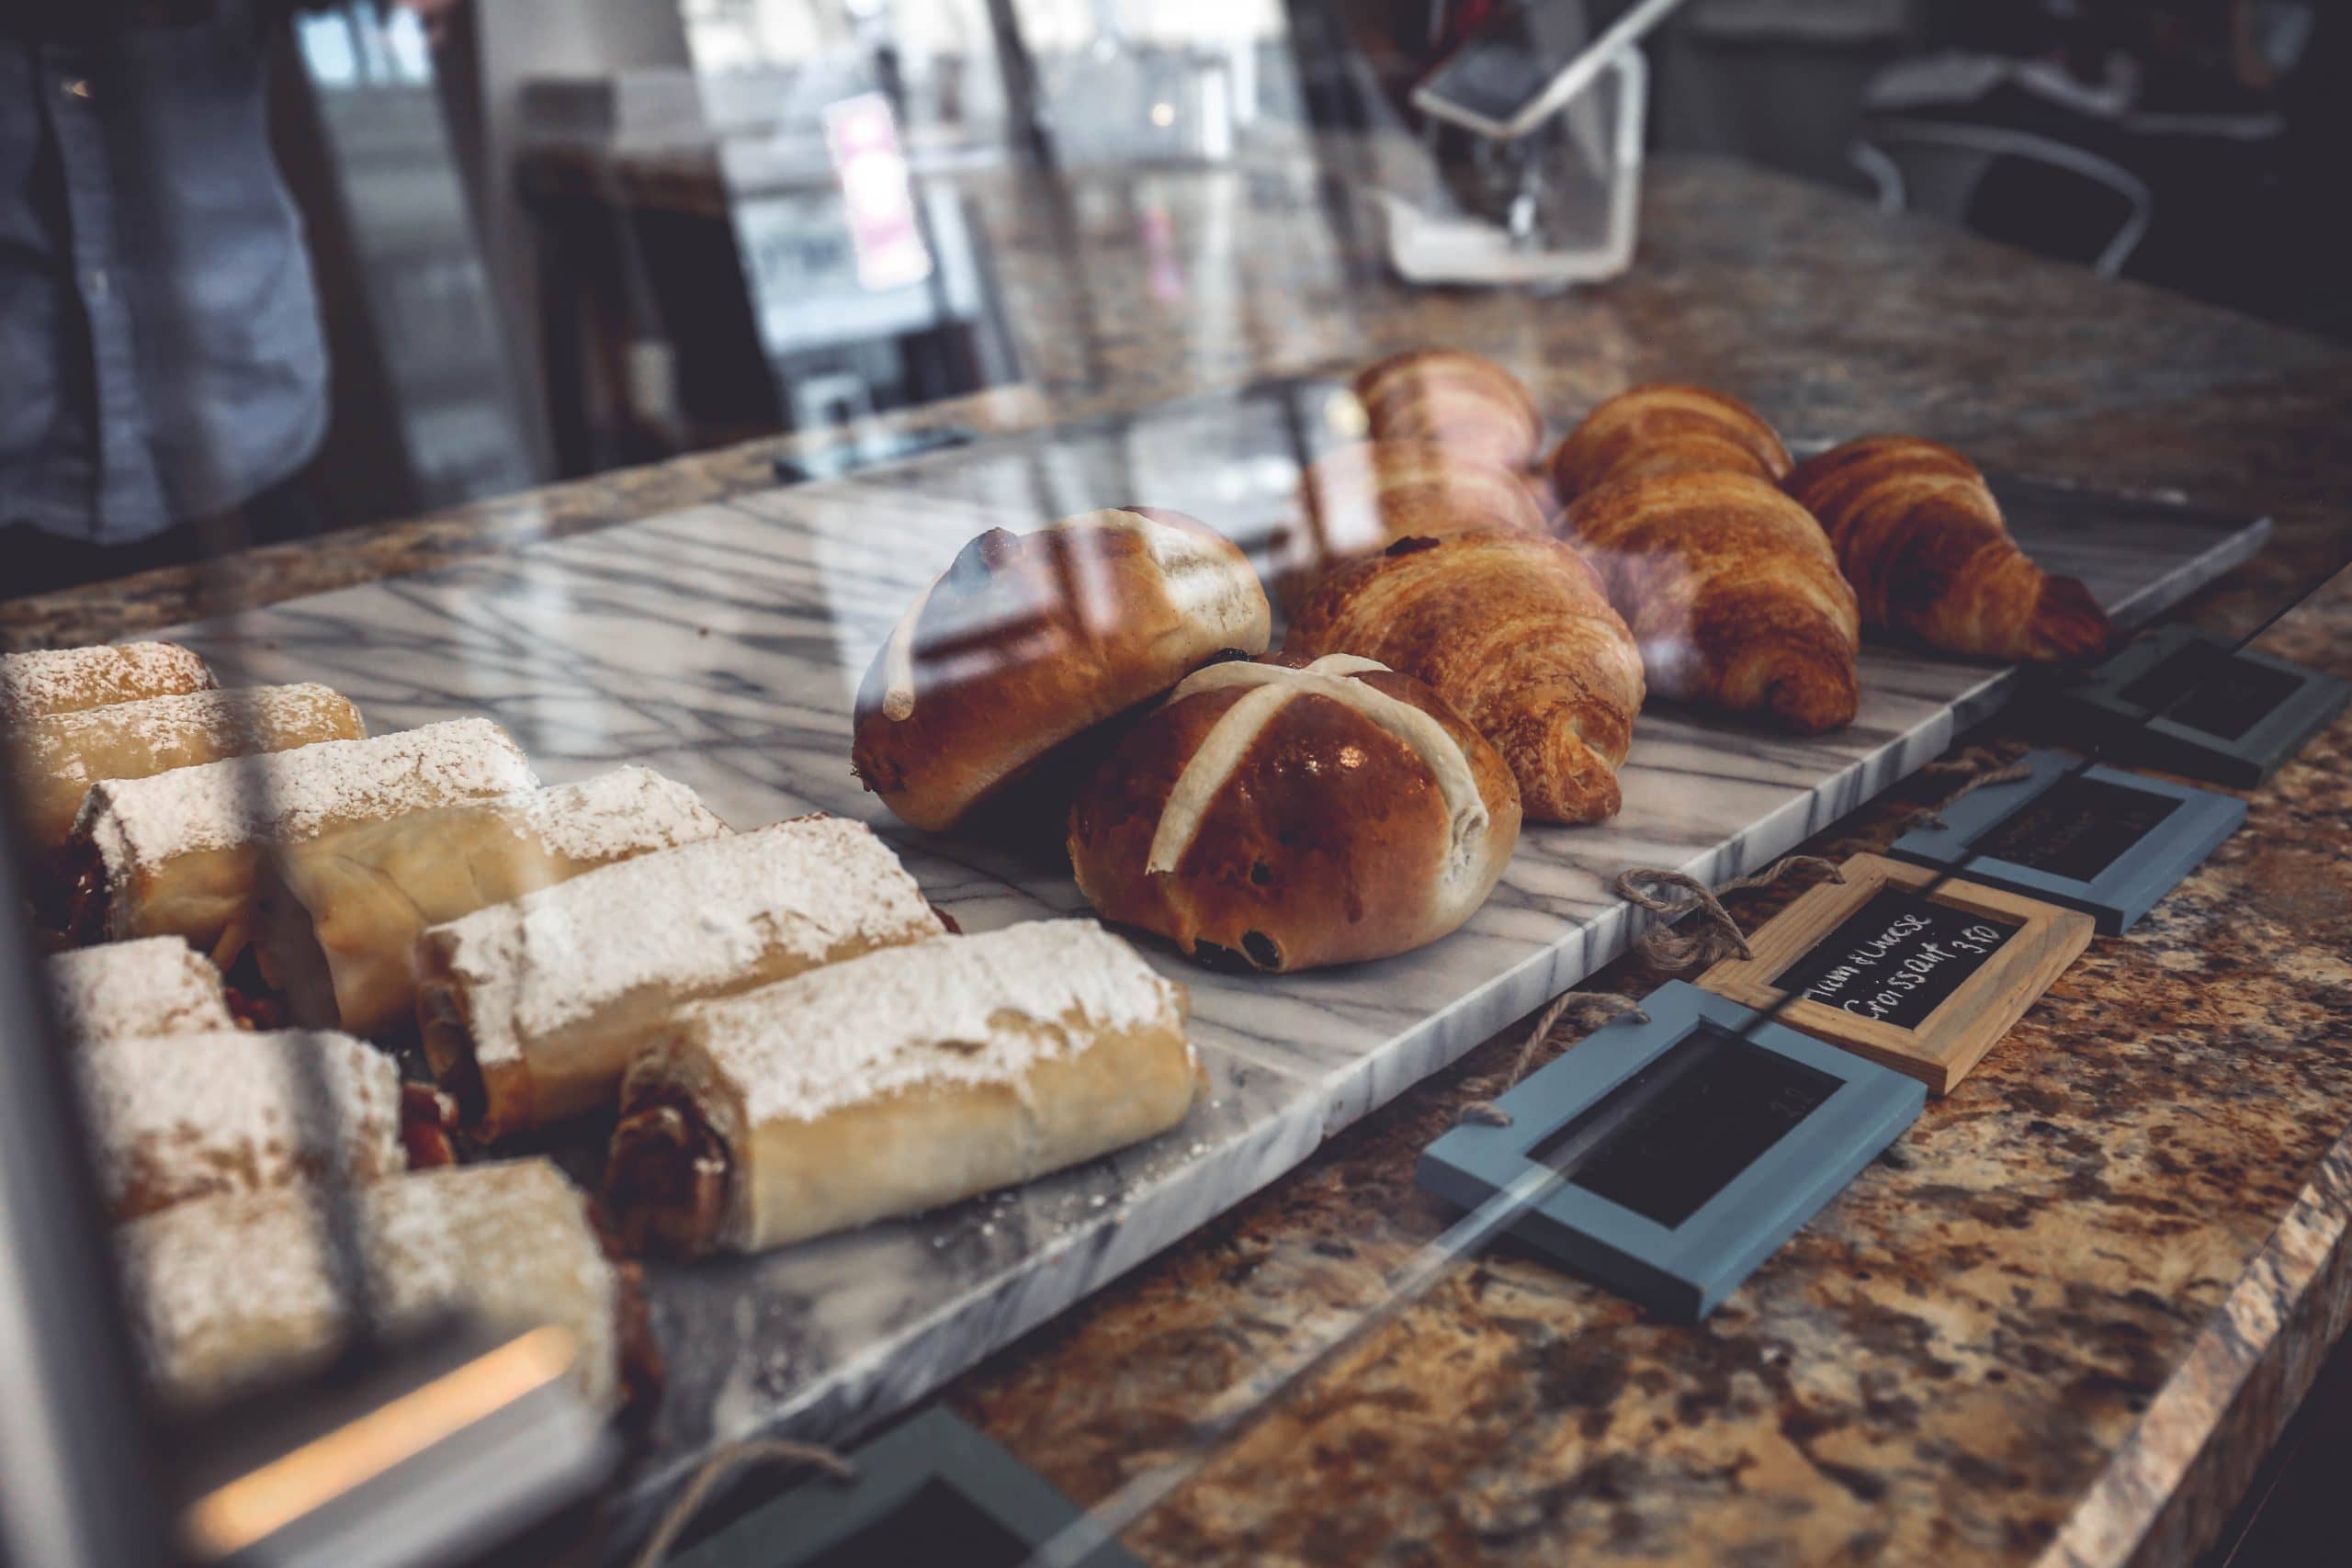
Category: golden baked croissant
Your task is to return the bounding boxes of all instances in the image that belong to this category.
[1547,384,1792,503]
[1354,349,1545,472]
[1285,532,1645,824]
[1566,470,1860,734]
[1279,439,1546,610]
[1784,435,2110,662]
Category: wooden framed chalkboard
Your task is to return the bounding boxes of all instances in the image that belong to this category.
[1699,854,2093,1095]
[2046,624,2350,787]
[671,1407,1138,1568]
[1417,982,1924,1321]
[1887,750,2248,933]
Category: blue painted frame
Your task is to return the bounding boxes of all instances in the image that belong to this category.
[1417,983,1924,1322]
[672,1406,1140,1568]
[1887,750,2246,935]
[2049,624,2350,788]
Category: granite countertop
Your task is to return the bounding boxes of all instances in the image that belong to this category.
[7,152,2351,1563]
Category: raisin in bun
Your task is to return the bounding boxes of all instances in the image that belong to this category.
[853,508,1271,834]
[1067,652,1521,973]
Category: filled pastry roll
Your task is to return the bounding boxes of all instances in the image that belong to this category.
[79,1028,405,1222]
[607,920,1198,1257]
[419,815,945,1140]
[8,683,366,852]
[47,938,239,1045]
[255,767,729,1038]
[58,717,537,953]
[0,642,216,723]
[117,1158,656,1416]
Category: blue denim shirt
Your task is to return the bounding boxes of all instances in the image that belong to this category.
[0,4,327,546]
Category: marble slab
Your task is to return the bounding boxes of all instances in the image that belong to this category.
[154,382,2268,1512]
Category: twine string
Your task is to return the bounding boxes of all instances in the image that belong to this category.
[1911,744,2035,831]
[1458,992,1649,1128]
[629,1438,855,1568]
[1613,853,1847,972]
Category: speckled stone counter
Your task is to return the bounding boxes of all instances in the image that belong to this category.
[7,152,2351,1564]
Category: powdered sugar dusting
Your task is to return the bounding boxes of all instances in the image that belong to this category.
[117,1158,620,1411]
[48,939,236,1045]
[0,643,215,722]
[76,718,537,875]
[668,920,1187,1127]
[435,816,935,1066]
[485,767,729,862]
[78,1029,402,1217]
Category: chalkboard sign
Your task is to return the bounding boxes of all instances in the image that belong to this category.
[1533,1022,1840,1227]
[2047,624,2351,787]
[673,1408,1139,1568]
[1888,750,2249,934]
[1418,983,1925,1321]
[1975,774,2181,883]
[1701,854,2093,1094]
[1775,887,2020,1032]
[2117,640,2301,742]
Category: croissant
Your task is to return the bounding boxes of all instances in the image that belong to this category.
[1354,349,1545,472]
[1279,439,1546,610]
[1547,384,1792,503]
[1784,435,2110,662]
[1286,532,1645,824]
[1566,470,1860,734]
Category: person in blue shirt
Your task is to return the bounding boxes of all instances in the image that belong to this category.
[1,0,457,600]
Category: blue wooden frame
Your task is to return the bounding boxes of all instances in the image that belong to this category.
[1887,750,2246,934]
[1417,983,1924,1322]
[2048,624,2350,788]
[672,1406,1139,1568]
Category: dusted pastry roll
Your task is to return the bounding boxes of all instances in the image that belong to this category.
[419,815,945,1140]
[79,1029,403,1222]
[117,1158,654,1416]
[607,920,1198,1257]
[8,683,366,852]
[59,717,537,953]
[255,767,730,1038]
[0,642,216,723]
[47,938,238,1045]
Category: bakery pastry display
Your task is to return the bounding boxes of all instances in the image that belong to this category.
[8,682,366,853]
[1545,384,1792,503]
[1784,434,2111,662]
[418,816,946,1140]
[56,717,537,953]
[1286,532,1645,824]
[254,767,730,1038]
[78,1028,403,1223]
[47,938,239,1045]
[1353,348,1544,471]
[852,508,1270,834]
[1277,440,1548,611]
[0,642,216,723]
[117,1158,653,1415]
[1068,653,1521,971]
[606,920,1196,1257]
[1566,470,1860,734]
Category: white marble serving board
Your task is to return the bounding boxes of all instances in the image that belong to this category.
[160,382,2267,1509]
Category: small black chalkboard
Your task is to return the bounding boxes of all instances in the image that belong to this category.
[1975,773,2183,883]
[1773,887,2020,1032]
[1532,1022,1840,1228]
[803,1479,1031,1568]
[2118,640,2301,741]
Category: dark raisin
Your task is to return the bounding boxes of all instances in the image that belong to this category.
[1191,940,1252,973]
[1241,930,1282,969]
[1202,647,1255,667]
[1250,860,1272,886]
[1385,535,1442,557]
